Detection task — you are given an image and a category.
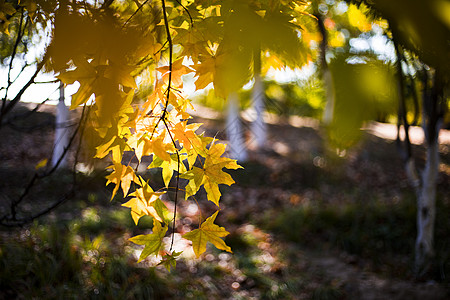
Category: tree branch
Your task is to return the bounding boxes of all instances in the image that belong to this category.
[392,31,413,161]
[2,7,25,114]
[0,104,87,224]
[122,0,151,28]
[0,55,47,129]
[160,0,181,252]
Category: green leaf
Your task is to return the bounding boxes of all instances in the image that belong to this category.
[129,219,168,262]
[153,198,171,224]
[158,251,182,272]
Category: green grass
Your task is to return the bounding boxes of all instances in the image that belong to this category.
[0,205,167,299]
[268,193,450,280]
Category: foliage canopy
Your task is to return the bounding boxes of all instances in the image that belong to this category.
[1,0,448,269]
[0,0,315,267]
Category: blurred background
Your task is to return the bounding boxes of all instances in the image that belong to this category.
[0,0,449,299]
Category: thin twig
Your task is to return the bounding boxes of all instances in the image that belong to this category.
[6,102,86,221]
[1,88,58,127]
[0,54,48,128]
[161,0,181,252]
[122,0,151,28]
[2,7,25,114]
[174,0,194,27]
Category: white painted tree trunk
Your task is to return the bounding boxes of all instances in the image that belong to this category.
[415,121,441,274]
[52,82,69,168]
[250,73,267,149]
[226,92,248,162]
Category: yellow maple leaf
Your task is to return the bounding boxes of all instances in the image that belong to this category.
[122,182,164,224]
[203,142,242,205]
[35,159,48,170]
[181,166,204,201]
[171,122,203,151]
[181,141,242,206]
[183,210,231,258]
[105,163,139,200]
[58,59,98,109]
[193,54,216,91]
[157,58,192,88]
[122,197,148,225]
[149,154,187,188]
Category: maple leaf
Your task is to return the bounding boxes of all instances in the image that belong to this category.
[182,166,204,201]
[58,59,98,109]
[193,53,216,90]
[95,125,130,164]
[179,134,214,170]
[122,197,149,225]
[152,134,173,162]
[158,251,182,272]
[171,122,204,152]
[122,182,165,224]
[182,141,242,205]
[105,163,139,200]
[157,58,192,88]
[174,26,211,61]
[104,62,137,90]
[149,154,187,188]
[153,198,172,224]
[95,136,117,159]
[183,211,232,258]
[129,219,168,262]
[0,1,15,25]
[35,159,48,170]
[128,132,174,163]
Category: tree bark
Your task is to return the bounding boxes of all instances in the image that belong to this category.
[52,82,70,168]
[226,92,248,162]
[415,135,440,275]
[415,71,444,276]
[315,13,334,125]
[250,46,267,149]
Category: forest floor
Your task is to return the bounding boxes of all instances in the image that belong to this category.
[0,102,449,299]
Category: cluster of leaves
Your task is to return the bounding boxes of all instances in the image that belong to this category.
[29,0,318,268]
[0,0,57,62]
[3,0,376,269]
[42,0,247,268]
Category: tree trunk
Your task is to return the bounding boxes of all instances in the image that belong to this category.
[415,135,440,275]
[315,13,334,125]
[391,28,444,276]
[226,92,248,162]
[415,71,444,276]
[52,82,69,168]
[322,69,335,125]
[250,46,267,149]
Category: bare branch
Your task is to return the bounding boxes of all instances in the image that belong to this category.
[0,55,48,128]
[0,104,88,224]
[2,8,25,114]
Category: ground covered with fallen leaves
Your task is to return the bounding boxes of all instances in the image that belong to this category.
[1,103,449,299]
